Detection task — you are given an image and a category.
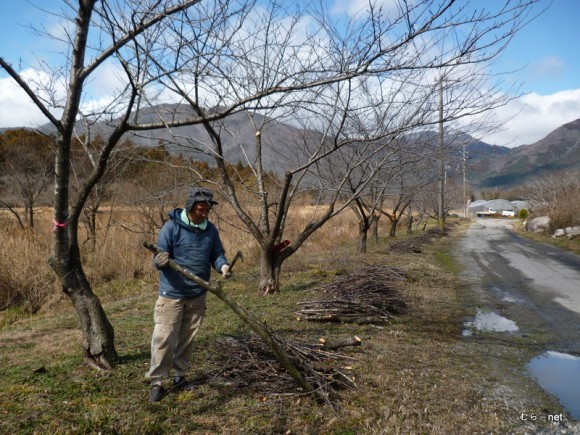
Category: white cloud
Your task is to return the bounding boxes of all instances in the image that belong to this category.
[480,89,580,147]
[0,61,128,128]
[0,74,50,128]
[330,0,399,18]
[89,60,126,96]
[79,60,128,116]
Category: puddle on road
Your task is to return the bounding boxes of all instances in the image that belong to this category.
[501,295,523,303]
[527,351,580,419]
[462,309,519,336]
[490,286,524,304]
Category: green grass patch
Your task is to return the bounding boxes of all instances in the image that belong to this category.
[432,249,461,274]
[0,306,34,329]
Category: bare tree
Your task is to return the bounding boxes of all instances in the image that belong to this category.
[0,0,540,366]
[0,129,53,228]
[117,147,195,235]
[382,151,434,238]
[524,170,567,213]
[0,0,231,369]
[335,131,436,250]
[142,0,540,291]
[68,134,133,250]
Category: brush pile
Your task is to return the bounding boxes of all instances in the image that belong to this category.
[202,264,408,402]
[295,265,408,325]
[209,333,358,402]
[389,227,447,254]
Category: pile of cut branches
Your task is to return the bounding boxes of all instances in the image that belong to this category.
[389,227,447,254]
[295,265,407,324]
[209,333,359,402]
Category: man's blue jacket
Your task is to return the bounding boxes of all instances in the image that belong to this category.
[155,208,228,299]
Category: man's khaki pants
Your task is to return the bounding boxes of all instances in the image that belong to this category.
[146,294,206,384]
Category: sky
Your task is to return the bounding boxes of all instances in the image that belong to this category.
[1,0,579,148]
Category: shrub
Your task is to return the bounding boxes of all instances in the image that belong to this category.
[549,208,578,234]
[518,208,528,220]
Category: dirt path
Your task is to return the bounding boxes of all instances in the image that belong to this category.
[453,218,580,427]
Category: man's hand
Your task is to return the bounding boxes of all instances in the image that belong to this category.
[154,251,169,268]
[221,264,232,279]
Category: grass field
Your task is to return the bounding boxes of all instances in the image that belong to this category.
[0,215,569,434]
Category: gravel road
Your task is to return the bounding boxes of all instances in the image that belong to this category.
[456,218,580,353]
[453,218,580,430]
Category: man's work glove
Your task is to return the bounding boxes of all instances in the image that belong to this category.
[221,264,232,279]
[154,251,169,268]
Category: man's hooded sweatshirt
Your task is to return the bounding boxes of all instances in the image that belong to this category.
[155,208,228,299]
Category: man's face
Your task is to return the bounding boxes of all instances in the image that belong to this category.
[188,202,212,224]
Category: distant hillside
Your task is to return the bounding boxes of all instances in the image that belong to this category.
[405,120,580,189]
[472,118,580,188]
[8,104,580,190]
[34,104,318,173]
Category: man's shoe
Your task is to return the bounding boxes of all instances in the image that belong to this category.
[149,384,165,402]
[173,376,194,390]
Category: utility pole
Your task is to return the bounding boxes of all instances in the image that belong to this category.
[462,142,467,219]
[437,77,445,231]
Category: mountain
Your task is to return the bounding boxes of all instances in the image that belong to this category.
[34,104,319,172]
[8,103,580,190]
[469,119,580,188]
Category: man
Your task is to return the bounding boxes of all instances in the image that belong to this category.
[146,186,231,402]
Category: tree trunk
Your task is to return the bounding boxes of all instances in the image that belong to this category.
[389,218,398,238]
[84,206,98,251]
[259,246,280,295]
[357,215,370,253]
[357,229,368,253]
[27,204,34,228]
[50,252,118,369]
[407,215,413,234]
[370,215,380,243]
[68,280,117,369]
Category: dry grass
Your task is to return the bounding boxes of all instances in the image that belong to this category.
[0,203,361,318]
[0,207,158,317]
[0,214,56,314]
